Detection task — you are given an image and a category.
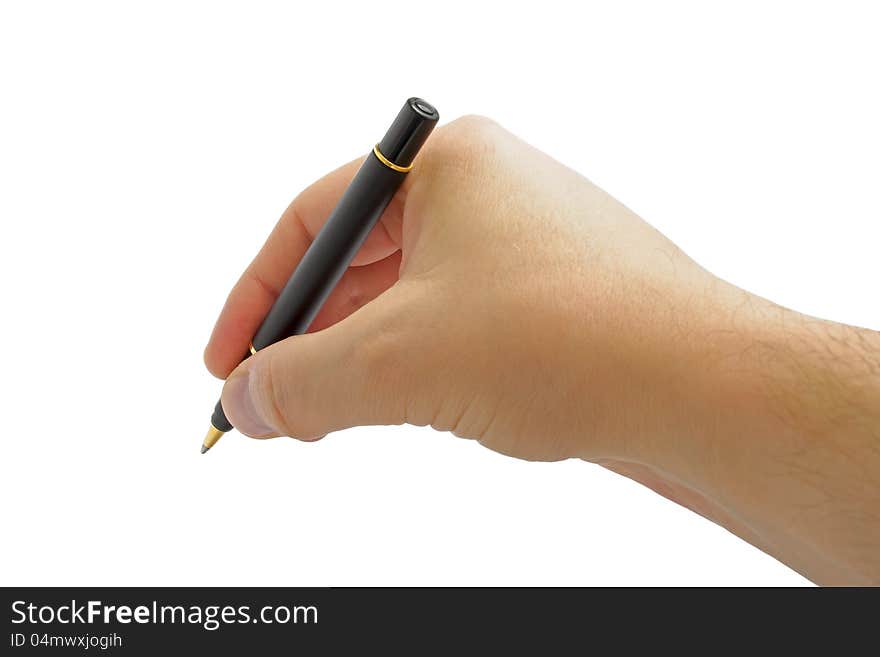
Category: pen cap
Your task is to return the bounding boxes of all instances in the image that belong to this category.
[377,97,439,168]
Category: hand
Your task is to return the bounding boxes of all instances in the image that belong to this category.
[205,116,880,584]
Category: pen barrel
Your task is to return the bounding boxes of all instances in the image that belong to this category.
[210,156,404,434]
[208,98,438,437]
[252,153,405,349]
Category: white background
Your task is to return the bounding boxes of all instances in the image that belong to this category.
[1,1,877,586]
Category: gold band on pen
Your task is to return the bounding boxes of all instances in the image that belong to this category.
[249,342,257,355]
[372,144,413,173]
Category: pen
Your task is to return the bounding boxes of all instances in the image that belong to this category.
[201,97,440,453]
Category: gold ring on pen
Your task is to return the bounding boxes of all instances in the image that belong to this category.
[373,144,413,172]
[249,342,257,355]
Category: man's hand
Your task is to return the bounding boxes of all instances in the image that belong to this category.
[205,116,880,584]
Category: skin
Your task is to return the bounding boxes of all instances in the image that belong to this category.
[205,116,880,585]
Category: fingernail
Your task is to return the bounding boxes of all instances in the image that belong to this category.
[223,368,274,437]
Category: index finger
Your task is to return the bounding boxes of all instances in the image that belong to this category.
[203,157,405,378]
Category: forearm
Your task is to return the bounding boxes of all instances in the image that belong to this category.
[690,293,880,584]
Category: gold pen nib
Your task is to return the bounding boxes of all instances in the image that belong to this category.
[201,425,225,454]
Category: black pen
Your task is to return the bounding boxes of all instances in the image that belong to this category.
[201,98,440,452]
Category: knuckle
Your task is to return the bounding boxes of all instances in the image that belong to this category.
[249,357,282,431]
[450,113,500,136]
[250,352,300,438]
[446,115,506,154]
[422,114,506,174]
[353,328,400,391]
[350,323,411,425]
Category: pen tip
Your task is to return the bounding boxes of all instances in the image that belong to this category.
[201,424,225,453]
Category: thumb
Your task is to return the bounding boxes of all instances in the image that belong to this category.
[220,288,414,440]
